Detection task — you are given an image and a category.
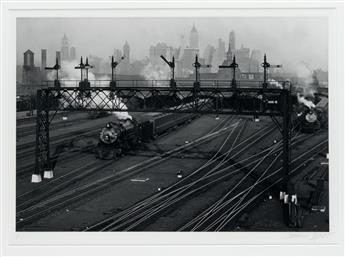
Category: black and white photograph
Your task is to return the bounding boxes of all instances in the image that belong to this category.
[15,16,330,232]
[1,1,344,256]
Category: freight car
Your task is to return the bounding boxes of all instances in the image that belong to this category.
[96,112,199,159]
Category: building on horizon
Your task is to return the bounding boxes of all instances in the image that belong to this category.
[120,41,131,74]
[189,23,199,49]
[249,49,262,72]
[41,49,47,80]
[202,45,216,73]
[210,38,226,73]
[229,30,236,52]
[22,49,41,85]
[114,48,123,61]
[149,43,174,64]
[234,44,251,72]
[56,51,61,66]
[69,47,76,61]
[61,34,69,61]
[182,47,199,72]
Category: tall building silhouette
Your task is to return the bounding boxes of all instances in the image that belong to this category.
[229,30,236,52]
[61,34,69,61]
[56,51,61,65]
[23,49,34,67]
[41,49,47,80]
[183,47,199,71]
[249,49,262,72]
[69,47,76,60]
[123,41,130,64]
[41,49,47,71]
[114,48,122,61]
[226,41,233,64]
[235,44,250,72]
[189,23,199,49]
[121,41,130,74]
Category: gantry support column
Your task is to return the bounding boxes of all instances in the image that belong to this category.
[32,90,53,183]
[280,88,300,227]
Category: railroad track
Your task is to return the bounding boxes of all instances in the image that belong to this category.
[184,140,328,231]
[84,121,280,231]
[17,115,93,138]
[17,144,95,177]
[84,127,325,231]
[16,116,240,229]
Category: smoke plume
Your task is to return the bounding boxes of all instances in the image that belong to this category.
[295,62,317,97]
[140,61,170,83]
[297,93,315,109]
[48,60,131,120]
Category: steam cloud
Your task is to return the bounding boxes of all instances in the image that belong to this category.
[48,60,132,120]
[140,61,170,83]
[295,62,317,97]
[297,93,315,109]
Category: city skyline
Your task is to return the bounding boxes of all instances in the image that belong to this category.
[17,17,328,73]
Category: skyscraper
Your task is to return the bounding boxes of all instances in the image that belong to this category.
[56,51,61,65]
[123,41,130,64]
[235,44,250,72]
[69,47,76,60]
[249,49,262,72]
[121,41,130,74]
[41,49,47,71]
[226,41,232,64]
[203,45,216,65]
[229,30,236,52]
[114,48,122,61]
[41,49,47,80]
[189,23,199,49]
[183,47,199,71]
[61,34,69,61]
[23,49,34,67]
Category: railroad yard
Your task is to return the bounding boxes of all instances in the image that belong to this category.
[16,107,329,231]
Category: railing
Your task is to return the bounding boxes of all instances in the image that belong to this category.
[41,79,290,90]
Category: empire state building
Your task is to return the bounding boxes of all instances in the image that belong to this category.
[189,23,199,49]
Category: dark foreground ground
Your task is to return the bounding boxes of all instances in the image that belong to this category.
[16,113,329,231]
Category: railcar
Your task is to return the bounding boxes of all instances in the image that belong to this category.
[96,112,199,159]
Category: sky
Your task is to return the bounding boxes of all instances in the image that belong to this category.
[17,17,328,72]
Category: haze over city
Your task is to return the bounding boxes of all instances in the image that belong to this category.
[17,17,328,72]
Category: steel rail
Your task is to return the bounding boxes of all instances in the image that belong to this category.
[198,140,328,231]
[17,120,240,228]
[93,123,277,231]
[104,133,322,231]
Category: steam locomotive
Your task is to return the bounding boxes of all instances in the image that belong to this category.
[96,112,199,159]
[295,97,328,133]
